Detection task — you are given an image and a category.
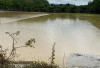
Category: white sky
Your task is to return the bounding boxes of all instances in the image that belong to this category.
[47,0,93,5]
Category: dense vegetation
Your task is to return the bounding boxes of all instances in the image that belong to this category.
[0,0,100,14]
[24,61,59,68]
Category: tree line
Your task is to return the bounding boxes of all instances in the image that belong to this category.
[0,0,100,14]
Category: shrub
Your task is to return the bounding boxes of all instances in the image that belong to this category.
[24,61,59,68]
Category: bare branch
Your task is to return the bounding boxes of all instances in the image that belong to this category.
[5,31,36,60]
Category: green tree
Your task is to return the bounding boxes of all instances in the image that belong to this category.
[92,0,100,13]
[0,0,100,14]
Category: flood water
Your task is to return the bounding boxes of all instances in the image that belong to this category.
[0,11,100,65]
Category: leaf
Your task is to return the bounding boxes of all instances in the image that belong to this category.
[31,38,36,43]
[16,31,20,35]
[5,32,10,34]
[0,45,2,48]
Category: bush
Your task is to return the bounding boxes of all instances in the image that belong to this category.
[24,61,59,68]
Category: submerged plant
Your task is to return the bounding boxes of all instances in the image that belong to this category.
[0,31,36,68]
[5,31,36,60]
[0,31,60,68]
[50,43,56,66]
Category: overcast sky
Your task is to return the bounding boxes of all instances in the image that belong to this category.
[47,0,93,5]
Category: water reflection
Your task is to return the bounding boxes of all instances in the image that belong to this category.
[0,12,100,65]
